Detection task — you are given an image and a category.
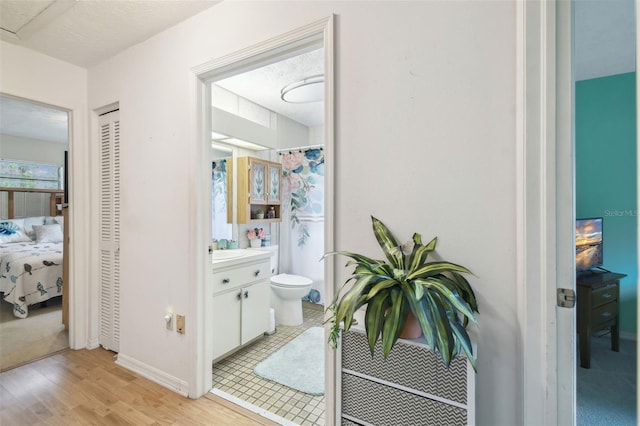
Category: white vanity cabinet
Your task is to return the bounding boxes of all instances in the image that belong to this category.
[212,251,271,361]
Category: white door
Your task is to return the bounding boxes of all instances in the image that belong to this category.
[519,2,575,423]
[98,110,121,352]
[556,1,576,424]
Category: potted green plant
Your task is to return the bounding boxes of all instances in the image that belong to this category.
[255,208,265,219]
[324,216,479,369]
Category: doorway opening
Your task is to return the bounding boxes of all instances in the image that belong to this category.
[193,16,336,425]
[573,1,637,423]
[0,94,70,371]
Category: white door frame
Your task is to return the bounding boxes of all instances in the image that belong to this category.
[517,1,575,424]
[189,15,336,421]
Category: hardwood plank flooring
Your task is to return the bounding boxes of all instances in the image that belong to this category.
[0,348,278,426]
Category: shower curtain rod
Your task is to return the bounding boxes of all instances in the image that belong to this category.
[275,144,324,153]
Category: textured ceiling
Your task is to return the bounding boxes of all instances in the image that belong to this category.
[0,95,68,144]
[0,0,635,143]
[215,48,325,128]
[0,1,54,33]
[0,0,219,68]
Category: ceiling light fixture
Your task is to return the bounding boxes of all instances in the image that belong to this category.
[280,74,324,103]
[211,131,268,151]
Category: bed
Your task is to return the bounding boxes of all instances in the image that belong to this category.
[0,216,64,318]
[0,241,63,318]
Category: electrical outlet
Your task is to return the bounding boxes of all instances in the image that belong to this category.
[176,314,185,334]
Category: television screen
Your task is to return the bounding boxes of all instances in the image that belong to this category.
[576,217,603,271]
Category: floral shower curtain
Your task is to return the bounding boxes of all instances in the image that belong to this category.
[212,159,231,240]
[281,148,325,304]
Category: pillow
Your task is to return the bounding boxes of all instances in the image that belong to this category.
[54,215,64,233]
[23,216,46,240]
[0,220,32,243]
[33,224,64,244]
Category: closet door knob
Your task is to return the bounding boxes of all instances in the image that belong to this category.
[222,278,230,284]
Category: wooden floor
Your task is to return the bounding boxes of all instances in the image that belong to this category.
[0,347,278,425]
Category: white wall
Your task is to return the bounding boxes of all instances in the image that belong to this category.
[87,2,517,424]
[0,40,89,350]
[1,134,67,165]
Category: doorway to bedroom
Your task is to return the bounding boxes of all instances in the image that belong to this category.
[0,94,69,372]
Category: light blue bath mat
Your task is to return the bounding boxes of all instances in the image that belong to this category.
[254,326,324,395]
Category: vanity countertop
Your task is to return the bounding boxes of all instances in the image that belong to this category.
[211,248,270,268]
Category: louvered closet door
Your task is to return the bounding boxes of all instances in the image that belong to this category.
[98,110,120,352]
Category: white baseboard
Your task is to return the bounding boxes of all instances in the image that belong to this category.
[116,353,189,397]
[620,331,637,341]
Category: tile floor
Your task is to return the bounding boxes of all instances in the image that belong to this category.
[213,303,326,426]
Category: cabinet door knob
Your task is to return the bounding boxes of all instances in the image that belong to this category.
[244,291,249,299]
[236,292,242,300]
[602,293,612,299]
[222,278,230,284]
[602,311,612,318]
[254,270,261,277]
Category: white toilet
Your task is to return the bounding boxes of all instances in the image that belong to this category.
[263,246,313,326]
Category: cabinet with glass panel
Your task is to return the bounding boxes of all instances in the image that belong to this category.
[235,156,282,224]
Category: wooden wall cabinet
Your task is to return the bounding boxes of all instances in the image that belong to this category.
[235,156,282,224]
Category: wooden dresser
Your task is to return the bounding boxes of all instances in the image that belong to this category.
[576,271,626,368]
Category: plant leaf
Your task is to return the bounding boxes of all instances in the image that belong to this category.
[371,216,404,270]
[434,273,478,327]
[343,294,369,331]
[335,275,376,327]
[416,277,477,324]
[399,281,435,348]
[414,281,424,300]
[408,235,437,274]
[407,261,472,280]
[323,250,381,269]
[425,291,454,367]
[324,251,392,277]
[364,290,390,355]
[449,318,477,372]
[366,278,399,300]
[381,288,409,357]
[449,272,479,313]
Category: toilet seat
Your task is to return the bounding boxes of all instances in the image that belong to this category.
[271,273,313,288]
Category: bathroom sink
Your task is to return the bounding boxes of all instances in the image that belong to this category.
[211,249,246,260]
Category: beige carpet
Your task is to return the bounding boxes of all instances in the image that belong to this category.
[0,296,69,372]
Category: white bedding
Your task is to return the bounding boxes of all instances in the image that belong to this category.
[0,241,63,318]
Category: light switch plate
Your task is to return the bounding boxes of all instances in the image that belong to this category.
[176,314,185,334]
